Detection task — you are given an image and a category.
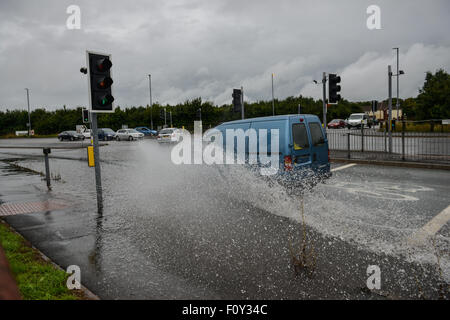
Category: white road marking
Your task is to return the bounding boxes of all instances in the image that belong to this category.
[408,205,450,245]
[331,163,357,172]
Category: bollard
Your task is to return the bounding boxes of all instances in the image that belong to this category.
[43,148,51,190]
[347,132,351,159]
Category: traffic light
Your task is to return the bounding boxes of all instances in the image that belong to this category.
[160,108,165,120]
[371,100,378,113]
[196,108,202,120]
[82,108,90,123]
[87,51,114,112]
[328,74,341,104]
[232,89,242,113]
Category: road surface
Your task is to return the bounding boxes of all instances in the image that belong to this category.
[0,138,448,299]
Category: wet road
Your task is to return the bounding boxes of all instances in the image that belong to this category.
[0,138,449,299]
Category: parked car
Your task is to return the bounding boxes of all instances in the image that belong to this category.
[98,128,116,141]
[213,114,330,180]
[58,131,85,141]
[115,129,144,141]
[346,113,372,129]
[327,119,346,129]
[135,126,158,136]
[157,128,183,143]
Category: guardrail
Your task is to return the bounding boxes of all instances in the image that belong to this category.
[327,123,450,164]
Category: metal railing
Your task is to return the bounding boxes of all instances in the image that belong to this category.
[327,121,450,164]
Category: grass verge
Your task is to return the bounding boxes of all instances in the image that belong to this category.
[0,220,85,300]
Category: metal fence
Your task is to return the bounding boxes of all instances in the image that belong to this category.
[327,121,450,164]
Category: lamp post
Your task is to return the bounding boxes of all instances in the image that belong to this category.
[271,73,275,116]
[392,48,405,120]
[148,74,153,130]
[25,88,31,136]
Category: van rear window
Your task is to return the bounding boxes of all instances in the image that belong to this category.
[292,123,309,150]
[309,122,325,146]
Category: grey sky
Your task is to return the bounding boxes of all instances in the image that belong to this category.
[0,0,449,111]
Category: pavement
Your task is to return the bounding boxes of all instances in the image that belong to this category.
[0,138,449,299]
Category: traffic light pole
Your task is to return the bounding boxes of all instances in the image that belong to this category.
[241,86,244,120]
[322,72,327,128]
[91,112,103,214]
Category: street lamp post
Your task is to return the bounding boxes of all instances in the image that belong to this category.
[392,48,405,120]
[393,48,399,120]
[25,88,31,136]
[148,74,153,130]
[388,65,393,153]
[271,73,275,116]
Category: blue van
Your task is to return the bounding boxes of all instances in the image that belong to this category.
[213,114,331,179]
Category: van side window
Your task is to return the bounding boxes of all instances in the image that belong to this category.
[309,122,325,146]
[292,123,309,150]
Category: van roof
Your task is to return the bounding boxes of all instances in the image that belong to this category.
[219,114,320,126]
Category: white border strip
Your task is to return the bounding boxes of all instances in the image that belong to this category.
[408,205,450,246]
[331,163,357,172]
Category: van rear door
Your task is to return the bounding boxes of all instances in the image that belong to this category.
[289,117,312,169]
[306,119,329,170]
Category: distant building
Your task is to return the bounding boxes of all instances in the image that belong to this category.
[361,101,402,120]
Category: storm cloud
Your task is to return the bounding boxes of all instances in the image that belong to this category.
[0,0,449,110]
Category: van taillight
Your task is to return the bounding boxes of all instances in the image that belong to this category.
[284,156,293,171]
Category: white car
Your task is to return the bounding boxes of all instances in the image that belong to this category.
[157,128,183,143]
[81,129,91,138]
[346,113,372,129]
[115,129,144,141]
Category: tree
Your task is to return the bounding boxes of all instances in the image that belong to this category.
[415,69,450,120]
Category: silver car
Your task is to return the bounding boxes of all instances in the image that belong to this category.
[157,128,183,143]
[115,129,144,141]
